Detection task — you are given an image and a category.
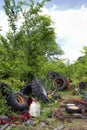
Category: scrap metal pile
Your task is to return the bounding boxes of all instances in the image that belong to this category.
[0,78,49,129]
[0,71,87,129]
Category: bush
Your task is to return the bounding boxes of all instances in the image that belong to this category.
[0,78,25,115]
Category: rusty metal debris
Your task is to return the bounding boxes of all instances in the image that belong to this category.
[68,98,87,105]
[65,98,87,116]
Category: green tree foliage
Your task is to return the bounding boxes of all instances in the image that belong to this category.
[71,46,87,84]
[0,0,63,82]
[0,35,11,79]
[3,0,18,35]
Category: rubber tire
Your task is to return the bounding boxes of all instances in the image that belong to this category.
[65,105,82,114]
[7,92,28,111]
[31,79,49,102]
[47,71,60,81]
[53,75,67,90]
[20,83,32,95]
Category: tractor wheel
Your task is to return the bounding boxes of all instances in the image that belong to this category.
[65,104,82,114]
[7,92,28,111]
[53,76,67,90]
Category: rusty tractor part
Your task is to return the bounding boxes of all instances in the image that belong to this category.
[53,75,70,90]
[68,98,87,105]
[7,92,28,111]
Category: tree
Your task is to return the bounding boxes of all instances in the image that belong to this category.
[2,0,63,81]
[19,0,63,79]
[3,0,22,35]
[71,46,87,83]
[81,46,87,56]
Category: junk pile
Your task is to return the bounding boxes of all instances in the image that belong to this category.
[61,81,87,118]
[0,78,49,129]
[0,71,87,129]
[46,74,87,123]
[49,98,87,122]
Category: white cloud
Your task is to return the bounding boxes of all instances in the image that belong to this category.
[1,6,87,63]
[42,5,87,63]
[0,10,24,35]
[0,10,9,35]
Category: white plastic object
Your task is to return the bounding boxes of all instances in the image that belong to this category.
[66,104,75,106]
[29,101,40,117]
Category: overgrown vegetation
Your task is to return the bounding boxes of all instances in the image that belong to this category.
[0,0,87,121]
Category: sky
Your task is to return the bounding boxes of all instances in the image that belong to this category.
[0,0,87,63]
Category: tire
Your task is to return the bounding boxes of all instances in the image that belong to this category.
[7,92,28,111]
[20,83,32,95]
[53,75,67,90]
[47,71,60,81]
[31,79,49,102]
[65,104,82,114]
[20,79,49,102]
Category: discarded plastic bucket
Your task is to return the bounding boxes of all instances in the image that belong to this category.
[29,101,40,117]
